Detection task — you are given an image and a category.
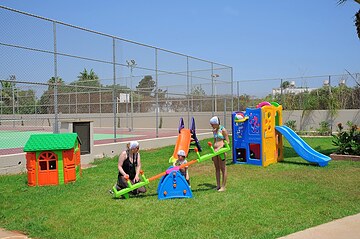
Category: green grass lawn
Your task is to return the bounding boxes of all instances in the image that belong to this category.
[1,137,360,239]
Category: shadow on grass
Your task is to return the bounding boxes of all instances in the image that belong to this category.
[283,145,333,158]
[278,160,318,167]
[109,183,218,200]
[193,183,217,192]
[110,191,158,200]
[226,161,234,166]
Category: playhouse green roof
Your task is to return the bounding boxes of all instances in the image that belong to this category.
[24,133,79,152]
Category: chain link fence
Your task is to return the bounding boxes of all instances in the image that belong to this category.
[234,73,360,111]
[0,5,233,149]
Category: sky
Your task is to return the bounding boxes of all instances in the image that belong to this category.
[1,0,360,87]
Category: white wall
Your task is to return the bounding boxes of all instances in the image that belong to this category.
[0,109,359,175]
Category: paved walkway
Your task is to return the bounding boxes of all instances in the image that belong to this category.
[279,213,360,239]
[0,228,29,238]
[1,213,360,238]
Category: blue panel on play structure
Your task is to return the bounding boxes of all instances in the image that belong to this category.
[157,167,192,200]
[232,109,263,166]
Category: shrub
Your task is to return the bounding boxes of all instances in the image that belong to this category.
[332,121,360,156]
[285,120,297,131]
[316,121,331,136]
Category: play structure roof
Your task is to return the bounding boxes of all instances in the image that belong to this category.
[24,133,80,152]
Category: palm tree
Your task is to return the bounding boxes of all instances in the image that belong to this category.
[0,80,16,107]
[47,77,64,91]
[338,0,360,39]
[76,68,100,90]
[1,81,11,111]
[281,81,291,89]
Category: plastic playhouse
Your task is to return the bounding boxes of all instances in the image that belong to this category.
[232,101,331,167]
[24,133,82,186]
[112,141,231,200]
[169,117,202,163]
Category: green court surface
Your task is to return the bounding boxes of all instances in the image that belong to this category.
[0,131,143,150]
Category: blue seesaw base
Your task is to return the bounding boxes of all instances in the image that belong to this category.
[157,167,192,200]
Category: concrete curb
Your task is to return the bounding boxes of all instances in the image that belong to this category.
[2,213,360,238]
[278,213,360,239]
[0,228,30,238]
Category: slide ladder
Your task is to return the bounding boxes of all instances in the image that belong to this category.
[169,117,202,163]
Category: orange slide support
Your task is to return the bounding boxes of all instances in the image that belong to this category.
[169,128,191,163]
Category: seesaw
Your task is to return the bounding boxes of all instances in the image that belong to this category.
[111,141,231,200]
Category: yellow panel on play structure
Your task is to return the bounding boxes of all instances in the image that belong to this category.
[260,104,283,167]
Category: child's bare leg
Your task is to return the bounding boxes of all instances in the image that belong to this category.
[218,159,227,191]
[213,156,221,190]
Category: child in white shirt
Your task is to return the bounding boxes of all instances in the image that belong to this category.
[173,149,190,186]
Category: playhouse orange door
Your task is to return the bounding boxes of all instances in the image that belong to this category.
[38,152,58,186]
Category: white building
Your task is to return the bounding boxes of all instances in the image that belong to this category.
[272,81,317,96]
[272,87,317,96]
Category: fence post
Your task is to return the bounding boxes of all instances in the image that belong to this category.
[237,81,240,111]
[112,38,117,142]
[155,48,159,138]
[223,98,226,128]
[53,22,59,133]
[187,56,190,127]
[231,67,234,113]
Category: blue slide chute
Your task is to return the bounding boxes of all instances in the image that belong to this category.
[275,125,331,167]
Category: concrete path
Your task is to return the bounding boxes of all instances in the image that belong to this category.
[0,228,29,238]
[1,213,360,238]
[278,213,360,239]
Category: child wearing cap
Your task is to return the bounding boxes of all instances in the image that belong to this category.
[173,149,190,186]
[210,116,230,192]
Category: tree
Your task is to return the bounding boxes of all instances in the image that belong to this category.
[1,77,37,114]
[157,88,167,99]
[37,76,66,114]
[191,85,206,96]
[47,77,65,92]
[356,9,360,39]
[17,89,36,114]
[281,81,291,89]
[47,77,64,87]
[0,77,18,114]
[72,68,101,91]
[136,75,155,97]
[0,80,14,107]
[338,0,360,39]
[189,85,206,112]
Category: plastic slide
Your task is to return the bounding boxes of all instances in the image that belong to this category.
[275,125,331,167]
[169,128,191,163]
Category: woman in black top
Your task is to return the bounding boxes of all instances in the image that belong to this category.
[116,141,146,194]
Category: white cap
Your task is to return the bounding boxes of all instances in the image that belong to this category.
[129,141,139,149]
[210,116,219,124]
[177,149,186,157]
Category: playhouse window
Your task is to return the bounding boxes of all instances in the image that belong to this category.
[38,152,57,171]
[39,161,47,170]
[49,160,57,170]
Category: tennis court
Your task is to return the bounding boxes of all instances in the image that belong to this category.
[0,127,143,155]
[0,130,145,150]
[0,126,190,155]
